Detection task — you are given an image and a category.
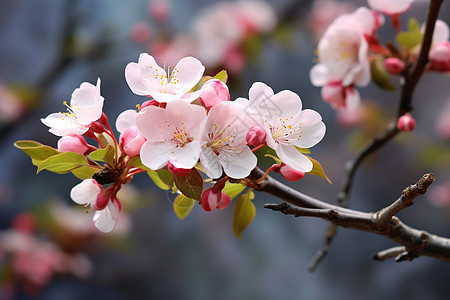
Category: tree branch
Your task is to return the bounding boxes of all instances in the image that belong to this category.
[258,171,450,262]
[311,0,445,269]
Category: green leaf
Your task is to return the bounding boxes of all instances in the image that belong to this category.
[396,18,423,49]
[71,166,100,180]
[128,156,150,171]
[370,57,396,91]
[223,181,246,201]
[294,145,310,154]
[408,17,421,31]
[14,140,60,166]
[264,154,282,164]
[174,168,204,201]
[305,156,332,184]
[37,152,90,174]
[213,70,228,83]
[89,145,115,165]
[147,169,174,190]
[232,190,256,239]
[173,194,196,220]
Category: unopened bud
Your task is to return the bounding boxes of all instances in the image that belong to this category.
[199,79,230,110]
[397,113,416,132]
[149,0,170,23]
[140,99,161,110]
[92,189,110,211]
[201,188,231,211]
[167,161,191,176]
[279,163,305,181]
[246,126,267,147]
[58,135,95,155]
[120,126,146,157]
[321,82,345,109]
[429,41,450,71]
[384,57,405,75]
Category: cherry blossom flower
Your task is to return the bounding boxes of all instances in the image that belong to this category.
[41,78,104,136]
[427,20,450,71]
[136,99,207,170]
[200,101,257,179]
[310,8,376,110]
[57,135,96,155]
[125,53,205,103]
[70,179,121,232]
[243,82,326,172]
[368,0,414,15]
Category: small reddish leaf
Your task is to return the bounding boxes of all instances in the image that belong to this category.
[174,168,204,201]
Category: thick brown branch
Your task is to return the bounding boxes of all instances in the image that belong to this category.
[258,172,450,262]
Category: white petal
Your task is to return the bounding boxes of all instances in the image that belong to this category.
[116,109,138,133]
[345,88,361,110]
[70,78,104,125]
[249,82,274,101]
[125,62,150,96]
[140,141,175,170]
[276,144,313,172]
[169,140,202,169]
[93,200,120,233]
[219,147,257,179]
[200,147,223,179]
[269,90,303,118]
[41,113,88,136]
[310,64,329,87]
[167,56,205,95]
[296,111,326,148]
[135,106,168,141]
[70,179,101,205]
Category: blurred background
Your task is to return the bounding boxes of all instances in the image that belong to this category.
[1,0,450,299]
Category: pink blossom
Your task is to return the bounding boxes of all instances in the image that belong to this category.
[397,113,416,132]
[384,57,405,75]
[57,135,95,155]
[136,99,206,170]
[243,82,326,173]
[321,82,361,110]
[275,163,305,181]
[129,22,152,43]
[246,125,267,147]
[199,79,230,110]
[116,109,146,157]
[429,41,450,70]
[41,78,104,136]
[201,188,231,211]
[200,101,257,179]
[308,0,356,40]
[0,83,25,123]
[368,0,414,15]
[125,54,205,103]
[70,179,121,232]
[310,9,373,109]
[149,0,170,23]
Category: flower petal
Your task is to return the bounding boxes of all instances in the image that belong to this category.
[200,147,223,179]
[249,82,274,102]
[276,144,313,172]
[140,141,175,170]
[70,179,102,205]
[310,64,329,87]
[169,140,202,169]
[41,113,89,136]
[70,78,104,125]
[125,53,167,96]
[116,109,138,133]
[93,199,121,233]
[219,147,257,179]
[167,56,205,95]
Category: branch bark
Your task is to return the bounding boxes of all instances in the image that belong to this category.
[251,169,450,262]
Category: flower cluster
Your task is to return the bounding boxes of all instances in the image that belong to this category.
[310,0,450,111]
[17,53,326,235]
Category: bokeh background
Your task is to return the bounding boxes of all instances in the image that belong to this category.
[1,0,450,299]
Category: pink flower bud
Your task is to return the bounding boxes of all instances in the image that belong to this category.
[120,126,146,157]
[246,126,267,147]
[199,79,230,110]
[397,113,416,132]
[140,99,161,110]
[167,161,191,176]
[429,41,450,71]
[57,135,94,155]
[201,188,231,211]
[129,22,152,43]
[149,0,170,23]
[384,57,405,75]
[279,163,305,181]
[92,189,110,211]
[321,82,345,109]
